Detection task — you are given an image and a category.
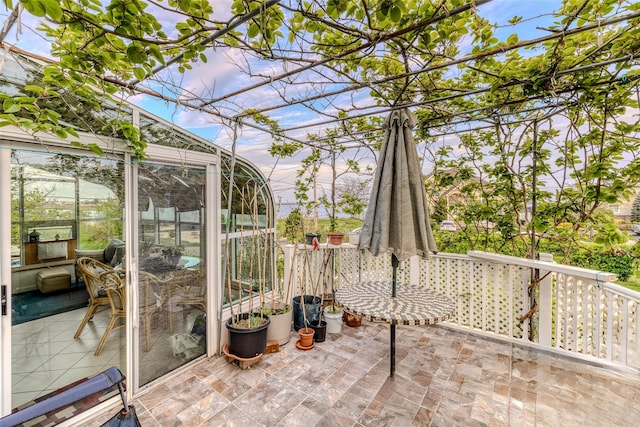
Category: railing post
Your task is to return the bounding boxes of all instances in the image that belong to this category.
[538,252,554,346]
[410,255,420,286]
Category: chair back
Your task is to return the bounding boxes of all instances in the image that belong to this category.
[77,257,113,299]
[172,269,205,293]
[138,271,163,310]
[101,270,125,311]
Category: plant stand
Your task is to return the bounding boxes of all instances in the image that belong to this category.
[222,341,279,369]
[222,343,263,369]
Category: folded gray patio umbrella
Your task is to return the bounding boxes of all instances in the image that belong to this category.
[358,107,437,376]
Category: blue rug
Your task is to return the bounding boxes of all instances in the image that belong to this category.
[12,285,88,325]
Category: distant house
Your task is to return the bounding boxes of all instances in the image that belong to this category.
[604,187,640,223]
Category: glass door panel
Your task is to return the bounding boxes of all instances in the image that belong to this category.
[8,149,125,410]
[137,161,206,385]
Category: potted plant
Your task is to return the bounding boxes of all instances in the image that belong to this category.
[254,194,294,346]
[324,303,343,334]
[29,229,41,242]
[348,227,361,245]
[322,256,343,333]
[304,232,322,246]
[261,248,293,346]
[226,312,271,358]
[224,182,271,359]
[297,322,314,349]
[162,246,182,265]
[292,247,327,331]
[296,268,315,350]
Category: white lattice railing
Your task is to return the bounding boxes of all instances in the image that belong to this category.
[281,244,640,371]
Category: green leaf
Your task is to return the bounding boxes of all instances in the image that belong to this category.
[248,23,260,38]
[87,143,104,156]
[24,85,45,94]
[21,0,46,17]
[126,45,147,64]
[390,5,401,22]
[133,67,147,81]
[3,99,21,113]
[41,0,63,20]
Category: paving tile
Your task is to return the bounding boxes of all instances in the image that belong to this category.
[14,309,640,427]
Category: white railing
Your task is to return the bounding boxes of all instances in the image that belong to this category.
[281,244,640,371]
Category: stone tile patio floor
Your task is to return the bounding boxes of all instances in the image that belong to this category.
[87,322,640,426]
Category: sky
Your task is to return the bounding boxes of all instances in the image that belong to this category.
[0,0,618,217]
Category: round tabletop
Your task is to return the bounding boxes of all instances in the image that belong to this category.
[335,281,455,326]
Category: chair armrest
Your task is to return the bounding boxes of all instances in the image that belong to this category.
[74,249,105,262]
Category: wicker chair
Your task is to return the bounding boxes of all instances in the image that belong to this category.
[138,271,164,350]
[164,268,206,331]
[74,257,112,339]
[94,270,125,355]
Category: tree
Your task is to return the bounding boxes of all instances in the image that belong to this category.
[632,193,640,223]
[337,177,369,219]
[2,0,640,263]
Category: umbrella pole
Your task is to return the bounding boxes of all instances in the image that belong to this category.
[390,253,399,377]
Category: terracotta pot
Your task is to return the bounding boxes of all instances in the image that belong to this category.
[343,311,362,327]
[298,327,315,347]
[327,232,344,245]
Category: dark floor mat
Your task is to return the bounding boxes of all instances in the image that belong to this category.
[11,285,88,325]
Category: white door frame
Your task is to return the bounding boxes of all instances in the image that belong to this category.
[129,144,220,392]
[0,145,12,417]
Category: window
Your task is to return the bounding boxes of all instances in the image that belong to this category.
[11,150,124,267]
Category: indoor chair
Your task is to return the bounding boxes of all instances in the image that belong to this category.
[74,257,113,339]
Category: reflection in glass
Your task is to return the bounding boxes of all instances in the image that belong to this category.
[10,149,125,408]
[137,161,207,385]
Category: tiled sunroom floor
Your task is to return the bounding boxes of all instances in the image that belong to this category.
[83,322,640,427]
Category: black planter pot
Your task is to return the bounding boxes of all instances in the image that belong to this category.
[226,313,270,359]
[311,320,327,342]
[304,233,322,245]
[292,295,321,331]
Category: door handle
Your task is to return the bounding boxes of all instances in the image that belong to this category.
[1,285,6,316]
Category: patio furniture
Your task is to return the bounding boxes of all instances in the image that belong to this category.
[335,281,454,325]
[95,271,126,356]
[138,271,164,350]
[36,267,72,293]
[335,280,455,377]
[74,238,125,285]
[0,366,131,427]
[74,257,112,339]
[163,268,206,331]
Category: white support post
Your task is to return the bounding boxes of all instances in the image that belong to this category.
[538,252,554,346]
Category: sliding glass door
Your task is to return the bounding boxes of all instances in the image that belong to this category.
[2,146,126,413]
[133,148,217,388]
